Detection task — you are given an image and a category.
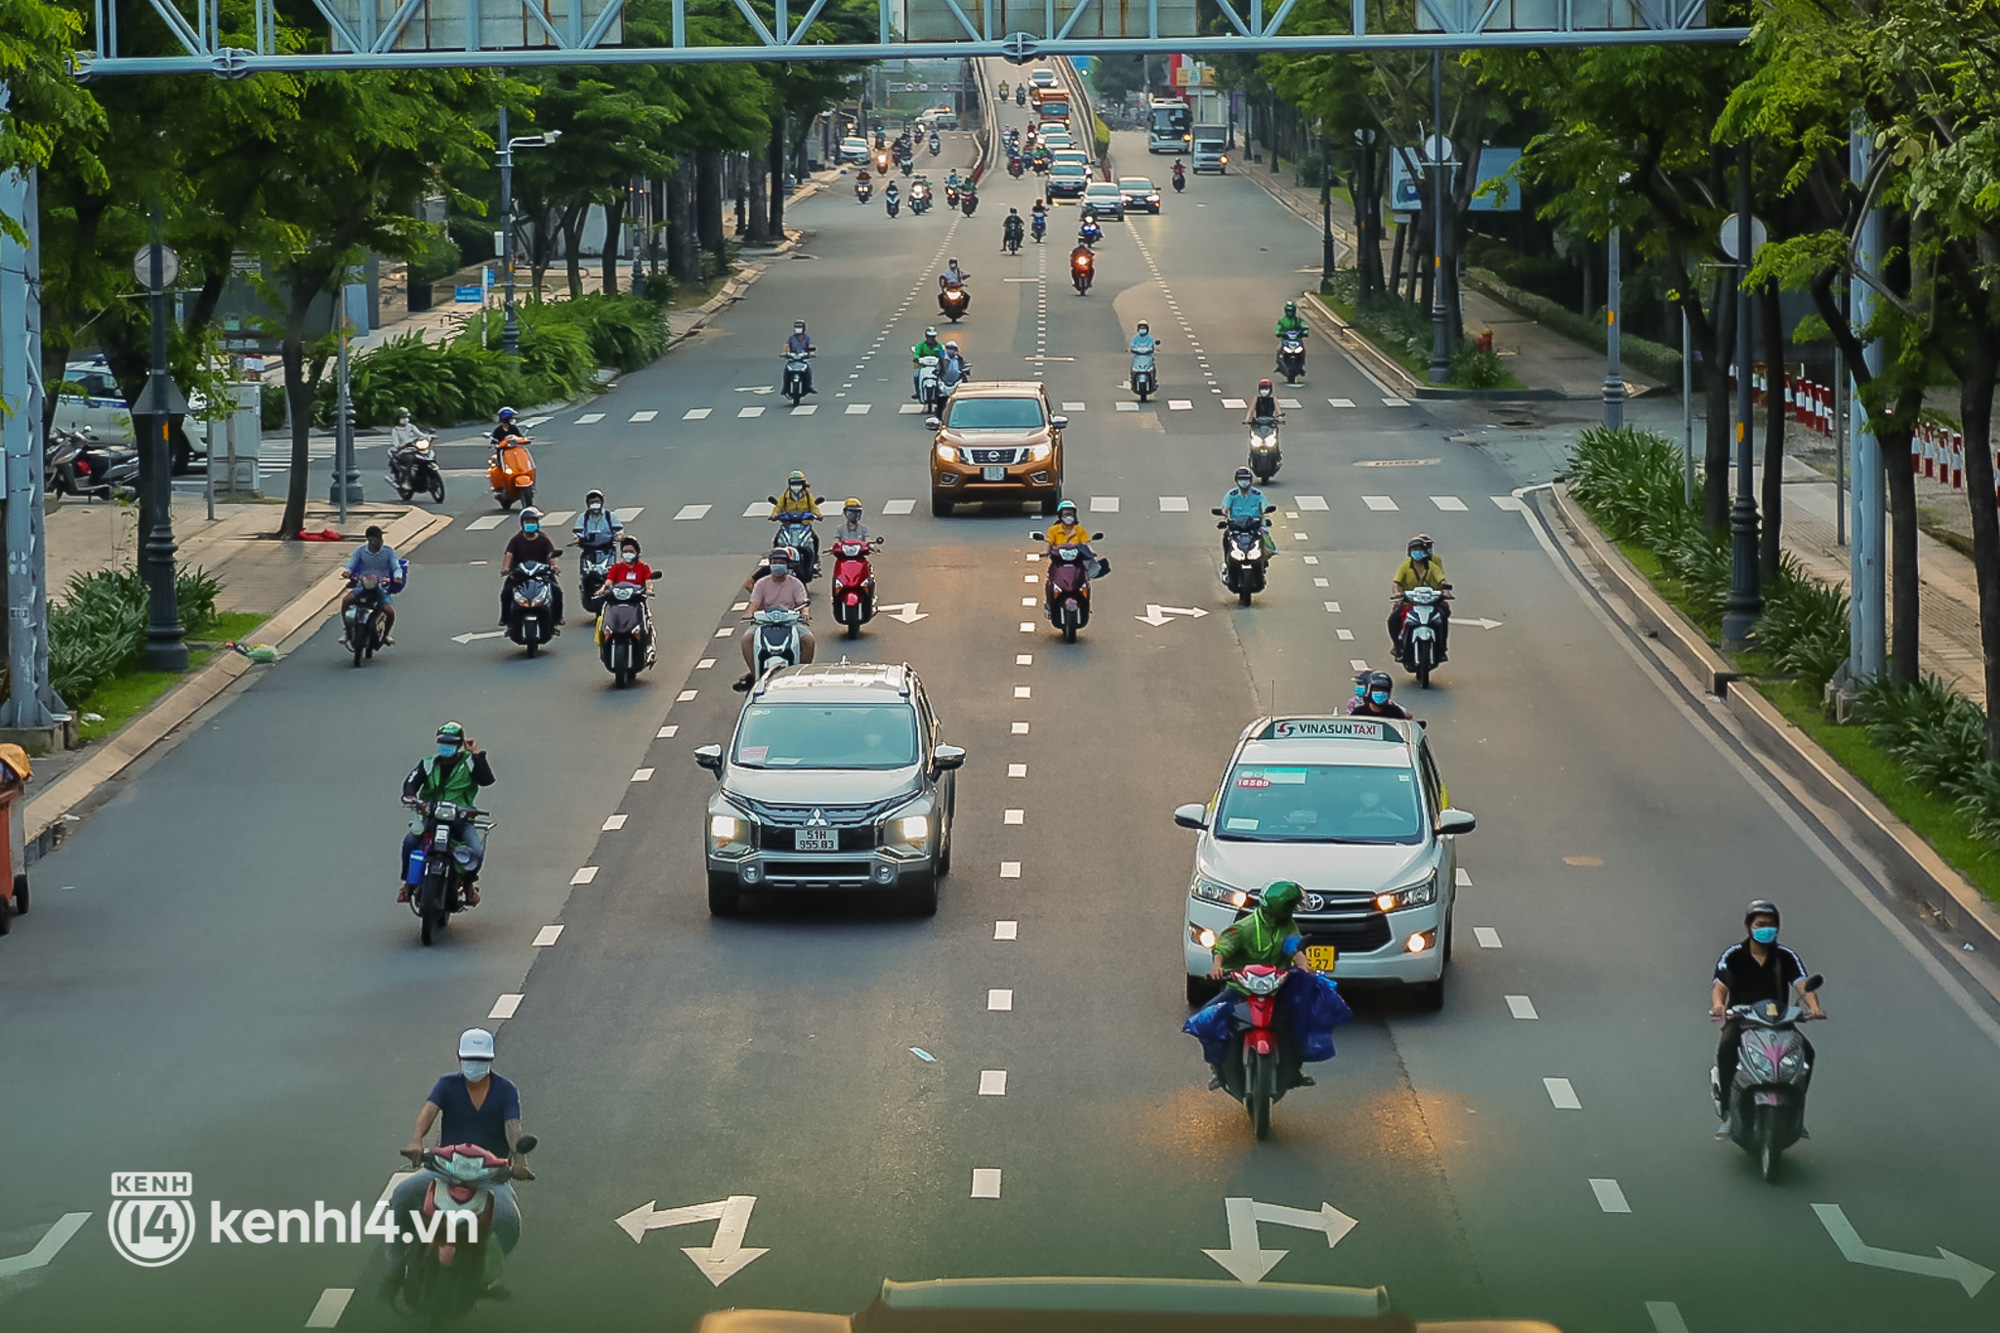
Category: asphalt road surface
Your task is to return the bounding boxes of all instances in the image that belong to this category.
[6,67,2000,1333]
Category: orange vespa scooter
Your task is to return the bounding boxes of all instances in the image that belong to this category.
[488,434,537,510]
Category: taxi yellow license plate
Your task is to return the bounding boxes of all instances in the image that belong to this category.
[1301,946,1339,973]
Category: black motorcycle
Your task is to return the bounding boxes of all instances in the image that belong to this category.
[578,546,615,614]
[1214,506,1277,606]
[402,797,488,946]
[504,561,558,656]
[387,435,446,503]
[597,579,658,688]
[341,575,391,666]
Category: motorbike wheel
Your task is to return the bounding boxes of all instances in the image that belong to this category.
[1247,1050,1275,1140]
[525,636,539,659]
[846,619,861,639]
[1062,620,1077,644]
[519,486,535,510]
[420,906,439,946]
[1239,585,1254,607]
[1416,664,1432,688]
[429,476,446,503]
[397,487,413,502]
[1758,1108,1781,1181]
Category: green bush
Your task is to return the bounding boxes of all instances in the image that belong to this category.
[544,293,670,372]
[261,382,288,432]
[344,331,524,428]
[48,566,226,700]
[405,230,466,288]
[1857,677,2000,851]
[1467,267,1683,384]
[1450,341,1505,389]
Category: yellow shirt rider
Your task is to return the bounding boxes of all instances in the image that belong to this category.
[1388,534,1449,662]
[771,471,822,518]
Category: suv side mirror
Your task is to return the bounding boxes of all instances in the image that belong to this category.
[1437,809,1477,836]
[694,744,723,774]
[924,415,941,431]
[1173,803,1208,830]
[1050,415,1069,430]
[932,744,967,772]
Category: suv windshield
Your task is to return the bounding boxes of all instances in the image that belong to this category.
[733,703,919,769]
[1214,763,1424,844]
[947,397,1045,430]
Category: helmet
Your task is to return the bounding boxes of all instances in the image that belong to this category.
[925,326,939,338]
[436,721,466,746]
[769,546,799,569]
[1260,880,1304,917]
[1409,533,1434,555]
[945,340,959,351]
[1284,300,1298,315]
[1136,320,1149,332]
[787,470,807,486]
[1235,467,1254,484]
[584,488,604,504]
[1055,498,1078,518]
[519,507,543,524]
[395,407,411,421]
[794,319,806,331]
[497,407,516,420]
[1744,899,1781,927]
[843,497,863,511]
[458,1027,496,1061]
[948,256,959,265]
[1258,378,1273,392]
[1367,671,1395,694]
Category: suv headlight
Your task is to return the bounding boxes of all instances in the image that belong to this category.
[1373,874,1437,912]
[709,806,753,852]
[1192,876,1255,910]
[935,443,959,463]
[886,798,936,853]
[1028,442,1052,461]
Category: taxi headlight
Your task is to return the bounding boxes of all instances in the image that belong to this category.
[1375,874,1438,912]
[935,443,959,463]
[1193,876,1253,910]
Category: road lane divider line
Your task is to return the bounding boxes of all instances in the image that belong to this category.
[994,920,1017,940]
[979,1070,1008,1096]
[1473,927,1502,948]
[570,866,599,885]
[1644,1302,1690,1333]
[1008,764,1027,777]
[987,990,1013,1010]
[696,658,715,669]
[533,925,564,947]
[970,1169,1003,1198]
[1016,652,1034,663]
[489,994,523,1020]
[657,725,679,738]
[633,767,656,780]
[602,814,628,830]
[1349,658,1369,671]
[1504,995,1537,1020]
[676,689,698,702]
[304,1288,353,1328]
[1543,1078,1581,1109]
[1011,722,1029,734]
[1455,867,1471,886]
[1000,862,1021,878]
[1004,810,1024,825]
[1589,1179,1631,1214]
[1012,685,1031,698]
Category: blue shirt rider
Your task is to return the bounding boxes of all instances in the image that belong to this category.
[1221,469,1275,556]
[1129,321,1157,359]
[342,525,403,644]
[571,490,623,552]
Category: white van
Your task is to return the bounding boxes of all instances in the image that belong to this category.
[1191,127,1229,174]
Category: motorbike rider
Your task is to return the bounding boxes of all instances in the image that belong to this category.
[571,488,623,555]
[912,326,947,398]
[1347,671,1413,720]
[734,547,816,690]
[772,469,822,519]
[397,723,495,905]
[1221,467,1276,557]
[1274,301,1310,344]
[885,180,901,211]
[499,507,563,629]
[389,408,429,452]
[1042,498,1105,575]
[1078,216,1103,246]
[832,498,875,545]
[1172,159,1187,189]
[1130,320,1157,360]
[1388,533,1449,661]
[1203,879,1316,1091]
[603,534,655,592]
[341,525,402,646]
[1711,900,1825,1137]
[379,1027,531,1304]
[1003,208,1025,250]
[1245,378,1283,425]
[940,340,970,390]
[1070,238,1096,282]
[784,320,818,394]
[489,406,527,451]
[940,256,971,289]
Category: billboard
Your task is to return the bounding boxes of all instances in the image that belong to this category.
[905,0,1196,41]
[1387,147,1521,213]
[323,0,623,51]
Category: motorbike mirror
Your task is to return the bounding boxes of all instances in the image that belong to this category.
[1091,532,1104,540]
[1265,505,1278,514]
[766,495,779,504]
[1800,973,1824,994]
[1210,507,1224,516]
[693,744,723,774]
[1173,803,1208,831]
[931,744,967,772]
[1437,809,1478,836]
[514,1134,539,1155]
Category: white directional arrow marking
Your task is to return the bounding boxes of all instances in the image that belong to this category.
[735,384,777,394]
[1201,1196,1358,1285]
[1460,616,1505,630]
[0,1212,90,1279]
[1812,1203,1994,1297]
[879,602,929,624]
[614,1194,769,1287]
[450,630,508,644]
[1134,604,1211,627]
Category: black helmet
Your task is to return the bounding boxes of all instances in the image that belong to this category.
[1744,899,1781,927]
[1367,671,1395,695]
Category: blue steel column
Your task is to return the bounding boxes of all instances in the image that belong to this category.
[1848,127,1885,681]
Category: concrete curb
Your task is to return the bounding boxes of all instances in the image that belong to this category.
[1547,482,2000,954]
[1299,293,1567,402]
[23,505,453,850]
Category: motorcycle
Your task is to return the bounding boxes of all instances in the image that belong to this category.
[1003,223,1023,255]
[1172,164,1187,193]
[1008,157,1025,179]
[577,546,615,614]
[597,579,657,687]
[387,434,445,503]
[874,150,891,174]
[1130,345,1157,402]
[401,797,490,945]
[886,194,902,218]
[751,606,807,677]
[830,536,883,637]
[1071,250,1095,295]
[1016,87,1027,106]
[1247,416,1283,482]
[940,355,971,395]
[1214,506,1277,606]
[915,354,947,416]
[1214,964,1293,1140]
[782,350,814,405]
[43,430,93,500]
[488,437,536,511]
[767,501,822,581]
[939,280,970,322]
[945,184,961,211]
[1033,533,1103,642]
[928,135,941,155]
[1276,332,1307,384]
[1031,213,1047,244]
[1397,584,1452,688]
[504,561,558,656]
[900,157,913,177]
[342,573,395,666]
[857,180,873,204]
[962,192,980,218]
[1713,975,1825,1181]
[384,1137,537,1318]
[911,184,931,216]
[1078,220,1103,246]
[50,428,138,499]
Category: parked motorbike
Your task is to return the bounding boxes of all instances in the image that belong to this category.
[1130,346,1157,402]
[1247,416,1282,482]
[939,280,970,322]
[1033,533,1103,642]
[388,435,446,503]
[342,574,393,666]
[577,546,615,614]
[782,350,814,406]
[915,355,947,416]
[384,1137,536,1318]
[1276,333,1307,384]
[1071,250,1095,295]
[597,580,657,688]
[751,606,806,678]
[830,536,883,637]
[1214,506,1277,606]
[401,797,490,945]
[767,501,822,581]
[49,427,137,499]
[1713,975,1825,1181]
[1396,584,1452,687]
[504,561,558,656]
[488,439,536,511]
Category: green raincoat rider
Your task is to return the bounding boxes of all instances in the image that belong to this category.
[1205,879,1317,1091]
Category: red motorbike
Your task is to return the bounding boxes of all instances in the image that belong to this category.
[1033,534,1101,642]
[385,1137,535,1318]
[830,536,883,637]
[1222,965,1291,1139]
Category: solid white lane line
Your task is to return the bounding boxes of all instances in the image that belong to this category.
[1456,867,1471,886]
[533,925,564,947]
[682,408,710,420]
[1090,496,1119,512]
[570,866,599,885]
[1474,927,1503,948]
[846,403,872,415]
[994,920,1018,940]
[466,515,507,531]
[1363,495,1399,511]
[1544,1077,1582,1109]
[1505,995,1538,1020]
[489,994,523,1020]
[602,814,628,831]
[1008,763,1027,777]
[987,989,1013,1011]
[631,410,659,422]
[673,504,711,520]
[657,725,678,738]
[1011,722,1030,734]
[971,1168,1003,1198]
[305,1288,354,1328]
[1645,1301,1691,1333]
[1000,862,1021,878]
[1159,496,1189,511]
[1590,1179,1632,1214]
[979,1070,1008,1096]
[884,498,917,514]
[737,406,765,419]
[1004,809,1024,825]
[1431,495,1469,511]
[576,412,605,424]
[633,767,656,781]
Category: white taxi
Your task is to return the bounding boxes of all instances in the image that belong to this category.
[1173,715,1476,1009]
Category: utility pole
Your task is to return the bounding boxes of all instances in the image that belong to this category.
[1425,50,1451,385]
[131,213,188,672]
[499,104,519,356]
[1319,124,1335,287]
[1602,225,1624,427]
[1721,141,1763,649]
[1848,125,1886,681]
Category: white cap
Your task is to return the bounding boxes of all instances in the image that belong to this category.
[458,1027,496,1060]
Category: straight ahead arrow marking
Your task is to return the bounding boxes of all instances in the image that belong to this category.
[879,602,930,624]
[1201,1196,1288,1285]
[450,630,508,644]
[1812,1203,1994,1297]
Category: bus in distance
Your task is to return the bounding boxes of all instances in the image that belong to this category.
[1148,98,1191,154]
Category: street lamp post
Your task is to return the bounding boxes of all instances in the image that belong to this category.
[1721,140,1763,649]
[1602,225,1624,427]
[1319,124,1335,287]
[130,216,188,672]
[495,109,561,357]
[1354,128,1378,300]
[1426,50,1451,385]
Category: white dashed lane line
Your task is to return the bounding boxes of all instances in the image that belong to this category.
[1474,927,1503,948]
[1505,995,1538,1020]
[1543,1078,1582,1109]
[569,866,599,885]
[489,993,523,1020]
[987,989,1013,1010]
[994,920,1018,939]
[601,814,628,831]
[304,1289,353,1328]
[532,925,564,947]
[979,1070,1008,1095]
[971,1168,1003,1199]
[1590,1179,1632,1214]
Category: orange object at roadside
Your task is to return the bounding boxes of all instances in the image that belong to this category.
[488,441,537,511]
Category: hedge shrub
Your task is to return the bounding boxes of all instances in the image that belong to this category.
[50,566,225,701]
[1468,267,1683,384]
[1857,677,2000,849]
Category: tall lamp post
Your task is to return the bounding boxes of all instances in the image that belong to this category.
[130,219,188,672]
[1603,174,1630,428]
[1353,127,1378,300]
[495,107,561,357]
[1721,142,1764,649]
[1319,123,1335,286]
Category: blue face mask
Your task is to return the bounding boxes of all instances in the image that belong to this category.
[1370,691,1390,706]
[437,743,459,759]
[1353,683,1368,698]
[523,523,539,535]
[1751,926,1778,945]
[1411,549,1429,562]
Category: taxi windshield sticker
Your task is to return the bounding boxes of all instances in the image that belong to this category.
[1235,774,1271,789]
[1263,718,1392,741]
[1263,768,1308,784]
[1225,817,1259,831]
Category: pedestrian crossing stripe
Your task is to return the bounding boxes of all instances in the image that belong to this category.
[576,412,605,424]
[1296,495,1328,510]
[738,406,765,418]
[1328,398,1356,408]
[846,403,872,415]
[466,515,508,530]
[1158,496,1188,512]
[683,408,710,420]
[674,504,712,521]
[631,410,659,422]
[590,399,1412,422]
[473,495,1482,525]
[883,499,917,514]
[1362,496,1398,511]
[1431,495,1468,511]
[792,405,818,416]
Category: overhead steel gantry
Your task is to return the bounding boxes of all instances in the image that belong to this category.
[74,0,1746,77]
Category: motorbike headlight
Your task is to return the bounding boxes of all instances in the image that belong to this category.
[1740,1043,1777,1081]
[935,443,958,463]
[1193,876,1253,910]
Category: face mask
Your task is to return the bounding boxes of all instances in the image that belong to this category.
[523,523,539,535]
[770,566,790,580]
[789,484,805,494]
[461,1061,492,1081]
[1370,691,1390,706]
[588,502,602,513]
[1751,926,1778,944]
[622,551,638,563]
[1411,550,1429,562]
